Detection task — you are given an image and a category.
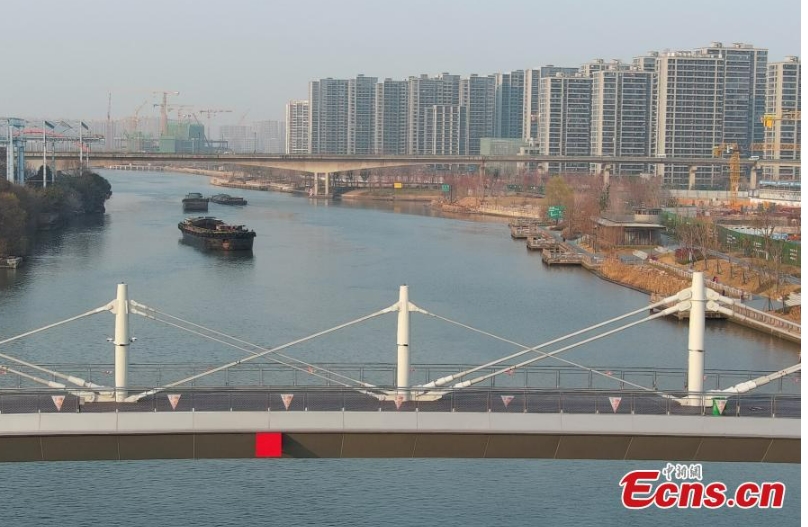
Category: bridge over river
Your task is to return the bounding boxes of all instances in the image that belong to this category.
[0,274,799,463]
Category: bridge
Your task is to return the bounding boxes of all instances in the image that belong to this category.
[38,151,799,169]
[0,274,799,462]
[27,151,792,197]
[31,151,797,175]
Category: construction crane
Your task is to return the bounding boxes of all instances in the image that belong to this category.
[197,109,232,146]
[130,100,150,135]
[761,110,801,129]
[713,143,741,208]
[153,90,180,136]
[157,104,195,125]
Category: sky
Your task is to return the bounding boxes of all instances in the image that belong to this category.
[0,0,802,126]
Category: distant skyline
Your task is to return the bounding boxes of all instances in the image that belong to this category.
[0,0,802,126]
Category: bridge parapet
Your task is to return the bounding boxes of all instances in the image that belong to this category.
[0,387,799,419]
[0,364,801,395]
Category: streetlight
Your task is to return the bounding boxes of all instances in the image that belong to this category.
[60,120,92,172]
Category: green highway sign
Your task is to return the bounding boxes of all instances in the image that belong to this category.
[442,184,451,192]
[547,205,565,219]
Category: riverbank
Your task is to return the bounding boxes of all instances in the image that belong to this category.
[0,172,112,261]
[598,251,800,323]
[340,188,441,202]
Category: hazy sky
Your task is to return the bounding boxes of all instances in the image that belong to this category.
[1,0,802,125]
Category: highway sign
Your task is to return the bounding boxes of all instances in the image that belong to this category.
[548,206,565,219]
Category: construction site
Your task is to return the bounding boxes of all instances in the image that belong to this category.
[83,90,284,155]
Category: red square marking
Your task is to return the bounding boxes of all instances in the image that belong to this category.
[255,432,282,458]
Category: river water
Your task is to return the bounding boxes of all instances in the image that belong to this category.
[0,170,800,526]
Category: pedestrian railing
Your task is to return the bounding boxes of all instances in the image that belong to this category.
[0,387,798,419]
[648,260,747,299]
[0,363,799,395]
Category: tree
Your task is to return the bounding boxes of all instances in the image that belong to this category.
[57,171,112,213]
[544,175,573,210]
[0,192,28,256]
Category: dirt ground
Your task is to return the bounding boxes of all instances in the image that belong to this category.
[655,253,800,300]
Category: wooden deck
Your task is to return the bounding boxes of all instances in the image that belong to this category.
[526,235,558,250]
[509,225,531,239]
[541,248,584,266]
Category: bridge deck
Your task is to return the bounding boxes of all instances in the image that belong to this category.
[0,389,798,462]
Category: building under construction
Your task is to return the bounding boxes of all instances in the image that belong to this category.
[117,120,227,154]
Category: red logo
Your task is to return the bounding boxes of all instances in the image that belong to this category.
[620,464,785,509]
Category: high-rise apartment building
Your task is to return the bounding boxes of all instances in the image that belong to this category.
[495,70,525,139]
[309,75,377,154]
[221,121,284,154]
[407,73,461,154]
[348,75,377,154]
[253,120,286,154]
[523,66,578,141]
[285,100,309,154]
[538,74,593,173]
[461,74,496,155]
[423,105,467,155]
[697,42,768,155]
[580,58,629,78]
[652,51,725,188]
[375,79,408,155]
[764,56,801,180]
[309,78,350,154]
[631,52,658,73]
[591,68,653,174]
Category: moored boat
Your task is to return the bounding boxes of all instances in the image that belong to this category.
[182,192,209,212]
[210,193,247,206]
[178,217,256,251]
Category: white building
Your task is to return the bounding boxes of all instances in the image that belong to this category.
[538,74,592,173]
[590,68,653,174]
[523,66,578,142]
[285,100,309,154]
[652,51,725,188]
[764,56,801,181]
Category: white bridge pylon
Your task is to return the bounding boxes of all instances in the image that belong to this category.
[0,276,799,406]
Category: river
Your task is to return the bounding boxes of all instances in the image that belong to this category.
[0,170,799,526]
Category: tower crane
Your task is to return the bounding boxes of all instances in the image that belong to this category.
[197,109,233,147]
[130,100,150,135]
[157,104,195,125]
[713,143,740,209]
[152,90,180,136]
[761,110,801,129]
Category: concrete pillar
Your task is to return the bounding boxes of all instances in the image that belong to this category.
[312,173,319,196]
[686,272,706,406]
[396,285,411,400]
[113,283,131,403]
[688,166,697,190]
[325,172,330,195]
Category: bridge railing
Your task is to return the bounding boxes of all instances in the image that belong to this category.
[0,387,798,419]
[0,363,800,395]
